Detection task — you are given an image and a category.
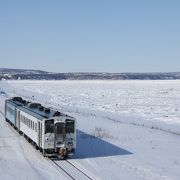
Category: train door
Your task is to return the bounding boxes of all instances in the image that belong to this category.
[38,121,42,147]
[55,122,65,147]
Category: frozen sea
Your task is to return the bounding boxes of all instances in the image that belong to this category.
[1,80,180,132]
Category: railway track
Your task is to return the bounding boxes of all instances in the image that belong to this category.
[51,159,93,180]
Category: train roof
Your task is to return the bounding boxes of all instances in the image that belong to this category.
[6,97,74,121]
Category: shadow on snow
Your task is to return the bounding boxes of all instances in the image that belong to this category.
[72,130,133,159]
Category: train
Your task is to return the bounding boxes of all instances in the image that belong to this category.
[5,97,76,158]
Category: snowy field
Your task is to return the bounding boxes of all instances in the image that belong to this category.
[0,80,180,180]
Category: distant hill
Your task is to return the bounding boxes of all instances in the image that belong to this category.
[0,68,48,75]
[0,68,180,80]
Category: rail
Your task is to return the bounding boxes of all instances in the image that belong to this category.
[51,159,93,180]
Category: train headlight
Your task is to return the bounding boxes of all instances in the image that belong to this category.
[67,142,73,151]
[67,142,73,146]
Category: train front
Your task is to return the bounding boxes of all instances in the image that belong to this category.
[44,116,76,158]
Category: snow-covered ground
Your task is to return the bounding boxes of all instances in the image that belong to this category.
[0,80,180,180]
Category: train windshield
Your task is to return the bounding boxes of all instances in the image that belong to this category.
[45,119,54,134]
[65,119,74,133]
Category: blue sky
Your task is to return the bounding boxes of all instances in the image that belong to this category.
[0,0,180,73]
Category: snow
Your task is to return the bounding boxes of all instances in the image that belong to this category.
[0,80,180,180]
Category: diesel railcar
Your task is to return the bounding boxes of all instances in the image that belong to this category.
[5,97,76,158]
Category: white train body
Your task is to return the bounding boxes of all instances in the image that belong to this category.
[5,97,76,158]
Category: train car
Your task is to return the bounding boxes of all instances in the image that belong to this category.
[5,97,76,158]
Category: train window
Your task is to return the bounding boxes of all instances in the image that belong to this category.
[33,122,34,130]
[6,106,14,115]
[65,119,74,133]
[45,119,54,134]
